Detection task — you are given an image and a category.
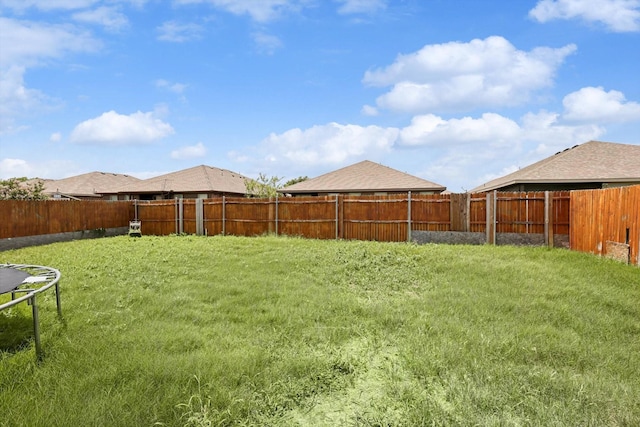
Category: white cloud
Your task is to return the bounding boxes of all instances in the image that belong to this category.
[252,32,283,54]
[72,6,129,32]
[0,158,34,179]
[335,0,386,14]
[418,150,512,192]
[50,132,62,142]
[0,17,101,67]
[363,36,576,113]
[171,142,207,159]
[0,0,98,11]
[232,122,399,168]
[361,104,379,116]
[529,0,640,32]
[0,66,49,133]
[157,21,204,42]
[173,0,304,22]
[155,79,188,94]
[0,17,101,133]
[521,110,605,149]
[0,158,81,179]
[399,113,521,146]
[69,110,174,145]
[562,86,640,122]
[0,0,147,11]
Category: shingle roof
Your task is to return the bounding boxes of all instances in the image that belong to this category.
[471,141,640,193]
[280,160,446,194]
[43,172,140,197]
[115,165,250,195]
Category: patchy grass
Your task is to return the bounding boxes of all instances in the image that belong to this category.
[1,235,639,426]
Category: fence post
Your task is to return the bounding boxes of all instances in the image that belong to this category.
[466,193,471,231]
[222,196,226,236]
[339,195,344,240]
[486,191,496,244]
[544,191,554,247]
[195,199,204,236]
[407,191,412,242]
[335,195,339,240]
[275,195,279,236]
[177,198,184,234]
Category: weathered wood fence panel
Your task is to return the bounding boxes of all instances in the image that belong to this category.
[412,194,451,232]
[570,185,640,265]
[277,196,337,239]
[130,192,571,247]
[136,200,176,236]
[0,200,133,239]
[202,199,224,236]
[342,195,408,242]
[553,192,571,235]
[495,192,546,234]
[469,195,487,233]
[224,197,272,237]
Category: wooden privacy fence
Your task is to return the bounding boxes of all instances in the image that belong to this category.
[570,185,640,265]
[4,188,639,265]
[0,200,134,239]
[135,191,570,245]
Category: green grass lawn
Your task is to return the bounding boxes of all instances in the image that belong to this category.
[1,235,639,426]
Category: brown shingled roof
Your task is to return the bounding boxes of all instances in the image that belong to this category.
[43,172,140,198]
[115,165,250,195]
[471,140,640,192]
[280,160,446,194]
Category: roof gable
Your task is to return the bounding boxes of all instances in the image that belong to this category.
[43,172,140,197]
[115,165,250,194]
[472,141,640,192]
[281,160,445,193]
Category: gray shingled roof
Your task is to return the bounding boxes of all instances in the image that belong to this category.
[471,140,640,192]
[280,160,446,194]
[43,172,140,197]
[114,165,250,195]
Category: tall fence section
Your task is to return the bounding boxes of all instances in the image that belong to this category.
[570,185,640,265]
[2,187,638,265]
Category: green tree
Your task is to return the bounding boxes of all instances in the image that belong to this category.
[244,173,283,198]
[0,177,48,200]
[284,176,308,187]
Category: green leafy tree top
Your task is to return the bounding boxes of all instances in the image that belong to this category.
[0,177,48,200]
[284,176,308,187]
[244,173,283,198]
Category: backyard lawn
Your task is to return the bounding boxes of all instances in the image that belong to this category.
[0,235,639,426]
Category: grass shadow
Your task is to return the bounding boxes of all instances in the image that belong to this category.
[0,310,33,354]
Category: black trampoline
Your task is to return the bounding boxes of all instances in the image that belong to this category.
[0,264,62,360]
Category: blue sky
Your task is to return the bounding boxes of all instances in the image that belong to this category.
[1,0,639,191]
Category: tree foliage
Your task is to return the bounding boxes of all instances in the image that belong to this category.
[244,173,283,198]
[0,177,48,200]
[284,176,308,187]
